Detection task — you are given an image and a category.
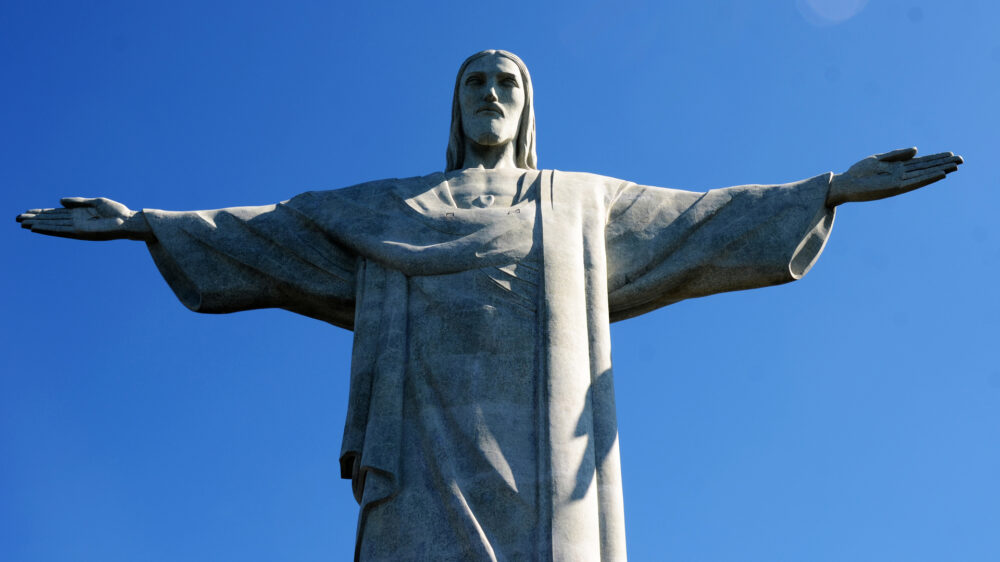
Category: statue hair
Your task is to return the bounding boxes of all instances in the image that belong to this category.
[445,50,537,171]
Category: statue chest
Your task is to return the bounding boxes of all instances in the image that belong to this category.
[444,169,539,209]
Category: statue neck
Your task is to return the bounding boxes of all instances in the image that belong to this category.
[462,139,518,170]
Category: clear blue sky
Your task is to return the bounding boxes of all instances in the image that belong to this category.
[3,1,998,560]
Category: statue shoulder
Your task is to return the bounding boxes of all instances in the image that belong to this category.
[545,169,626,186]
[540,169,617,180]
[287,173,443,207]
[544,169,631,203]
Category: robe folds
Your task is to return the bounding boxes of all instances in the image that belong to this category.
[142,170,835,561]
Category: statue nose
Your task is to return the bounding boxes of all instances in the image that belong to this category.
[484,88,498,102]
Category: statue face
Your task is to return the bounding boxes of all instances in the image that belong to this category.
[459,54,525,148]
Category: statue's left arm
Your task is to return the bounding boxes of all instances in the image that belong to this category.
[604,147,962,322]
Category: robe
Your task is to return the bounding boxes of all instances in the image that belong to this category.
[142,169,835,561]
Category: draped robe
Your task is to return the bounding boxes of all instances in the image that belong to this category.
[142,169,835,561]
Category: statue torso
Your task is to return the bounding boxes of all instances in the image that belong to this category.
[358,168,543,559]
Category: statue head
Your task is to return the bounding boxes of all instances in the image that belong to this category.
[446,50,537,171]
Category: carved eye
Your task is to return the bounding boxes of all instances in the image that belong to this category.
[502,77,518,87]
[465,76,484,86]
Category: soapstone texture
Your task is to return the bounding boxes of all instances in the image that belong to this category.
[142,169,835,561]
[15,50,963,561]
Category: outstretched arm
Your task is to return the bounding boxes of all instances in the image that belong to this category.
[16,197,153,241]
[827,147,963,206]
[18,196,358,327]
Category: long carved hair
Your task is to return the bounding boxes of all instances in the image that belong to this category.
[445,50,537,171]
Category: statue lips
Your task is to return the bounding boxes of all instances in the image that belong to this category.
[476,104,504,117]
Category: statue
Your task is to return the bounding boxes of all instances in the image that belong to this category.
[16,50,962,561]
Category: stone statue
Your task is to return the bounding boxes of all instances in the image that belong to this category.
[16,50,962,561]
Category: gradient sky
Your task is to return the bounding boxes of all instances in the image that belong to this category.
[3,1,999,560]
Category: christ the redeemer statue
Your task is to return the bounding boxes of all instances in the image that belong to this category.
[17,50,962,561]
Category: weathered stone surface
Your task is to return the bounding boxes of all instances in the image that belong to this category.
[16,50,963,561]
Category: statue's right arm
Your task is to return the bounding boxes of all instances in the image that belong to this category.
[16,197,154,242]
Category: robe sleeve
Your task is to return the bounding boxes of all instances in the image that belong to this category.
[606,173,835,322]
[143,201,357,329]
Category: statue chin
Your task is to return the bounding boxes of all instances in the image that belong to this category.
[472,132,503,146]
[464,121,516,148]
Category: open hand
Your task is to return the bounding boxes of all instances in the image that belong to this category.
[16,197,150,241]
[827,147,963,206]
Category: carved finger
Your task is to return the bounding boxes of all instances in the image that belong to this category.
[899,170,947,191]
[903,163,958,179]
[30,223,76,233]
[905,151,953,164]
[903,155,951,171]
[905,155,962,174]
[25,216,74,223]
[19,209,69,220]
[905,163,961,178]
[30,210,73,219]
[876,147,918,162]
[27,217,74,226]
[20,220,69,230]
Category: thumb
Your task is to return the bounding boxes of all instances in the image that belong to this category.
[875,147,918,162]
[60,197,101,209]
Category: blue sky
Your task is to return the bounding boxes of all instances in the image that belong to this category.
[2,1,998,560]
